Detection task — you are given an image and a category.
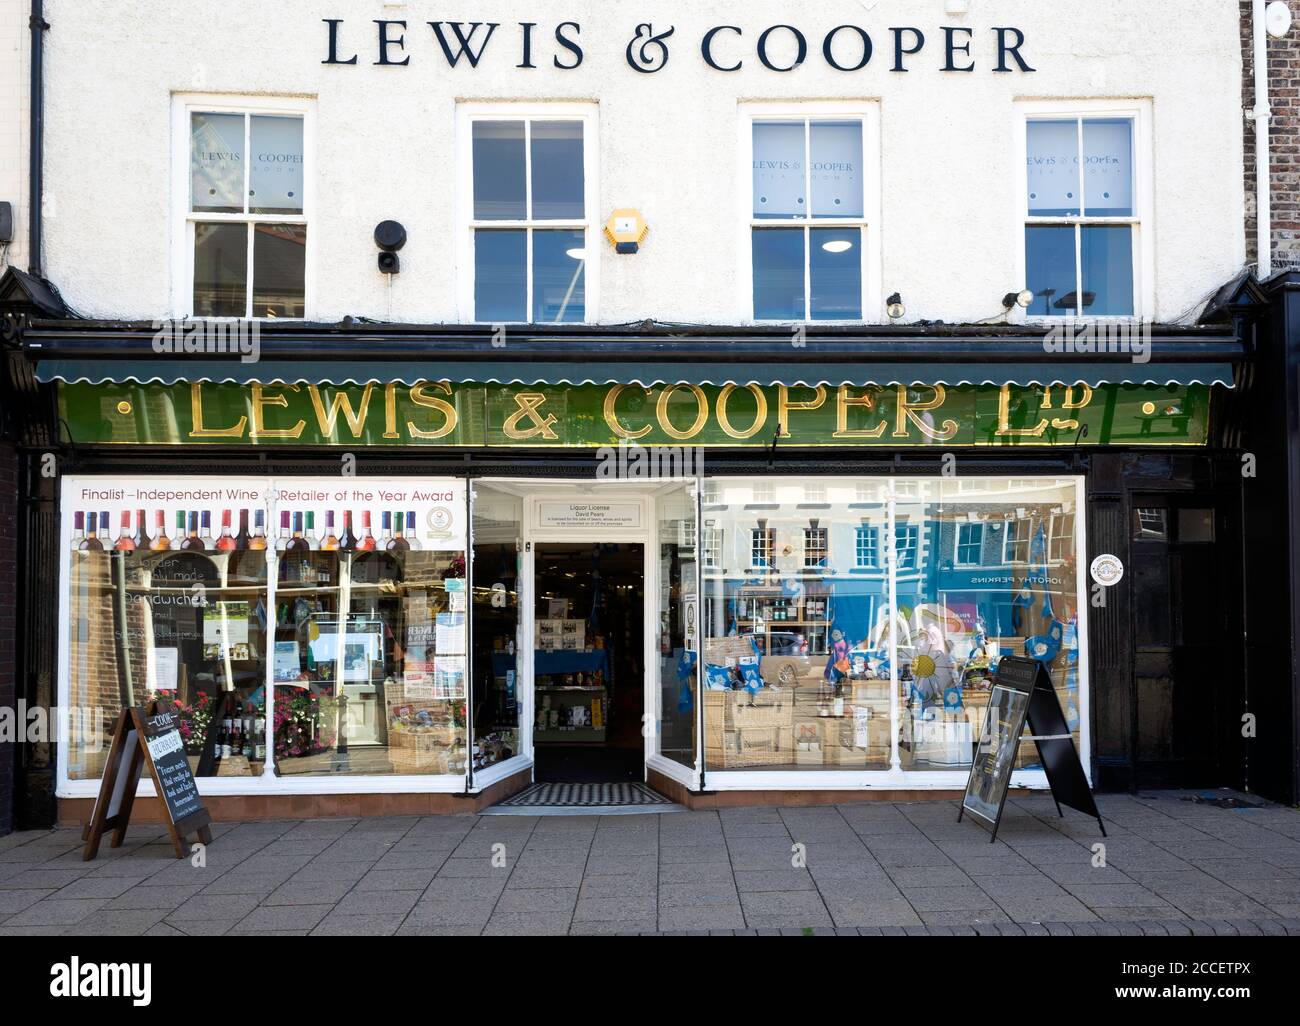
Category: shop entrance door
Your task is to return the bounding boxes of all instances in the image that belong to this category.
[532,542,645,782]
[1130,497,1238,788]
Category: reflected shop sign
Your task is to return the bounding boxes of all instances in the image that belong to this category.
[59,381,1210,448]
[320,19,1036,75]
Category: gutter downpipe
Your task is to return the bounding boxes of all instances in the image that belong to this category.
[1253,1,1273,280]
[28,0,47,276]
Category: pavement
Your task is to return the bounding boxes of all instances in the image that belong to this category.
[2,792,1300,936]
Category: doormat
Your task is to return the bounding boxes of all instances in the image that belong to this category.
[485,782,680,815]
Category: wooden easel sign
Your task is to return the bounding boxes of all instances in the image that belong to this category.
[82,701,213,860]
[958,656,1105,842]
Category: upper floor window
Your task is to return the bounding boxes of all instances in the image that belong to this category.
[955,523,984,566]
[855,525,878,569]
[182,100,309,318]
[745,106,877,322]
[803,526,829,568]
[1022,104,1148,319]
[751,526,775,569]
[460,106,596,323]
[894,524,919,571]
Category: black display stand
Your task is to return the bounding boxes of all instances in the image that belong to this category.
[958,656,1105,842]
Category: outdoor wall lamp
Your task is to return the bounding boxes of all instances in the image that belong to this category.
[886,293,906,319]
[375,220,407,274]
[1002,289,1034,310]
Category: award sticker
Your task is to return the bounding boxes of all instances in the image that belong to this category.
[1089,554,1124,587]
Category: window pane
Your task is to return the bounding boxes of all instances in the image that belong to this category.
[193,222,247,317]
[65,487,270,781]
[752,228,804,319]
[1083,118,1133,217]
[1081,225,1134,316]
[893,479,1083,772]
[253,224,306,318]
[1026,119,1080,216]
[1025,225,1077,317]
[530,121,584,220]
[752,121,806,218]
[472,121,526,220]
[811,121,863,218]
[249,115,304,215]
[271,482,470,779]
[809,228,861,319]
[471,484,524,772]
[474,229,527,322]
[191,112,245,213]
[656,484,696,770]
[532,229,586,322]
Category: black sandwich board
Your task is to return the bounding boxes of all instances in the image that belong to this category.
[82,701,213,860]
[958,655,1105,842]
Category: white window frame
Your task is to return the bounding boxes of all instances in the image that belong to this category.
[855,524,878,568]
[702,525,722,570]
[954,522,984,567]
[1015,99,1154,322]
[455,102,600,324]
[894,523,919,570]
[738,101,882,324]
[1002,517,1032,564]
[171,94,316,320]
[803,526,829,568]
[750,526,774,569]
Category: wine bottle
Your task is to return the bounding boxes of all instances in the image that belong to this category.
[378,511,393,549]
[358,510,376,551]
[216,510,237,551]
[114,510,135,551]
[132,509,150,549]
[71,511,85,549]
[287,512,310,552]
[304,511,319,550]
[321,511,339,551]
[339,510,358,552]
[405,511,421,550]
[387,509,409,551]
[275,510,291,551]
[221,714,233,758]
[181,511,205,551]
[234,509,251,550]
[249,509,268,550]
[174,510,187,549]
[80,510,103,551]
[199,510,215,548]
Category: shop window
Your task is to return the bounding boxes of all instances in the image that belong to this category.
[700,478,1087,776]
[462,108,595,323]
[748,109,875,321]
[955,523,984,566]
[1023,107,1146,318]
[855,525,878,568]
[62,476,470,787]
[186,104,308,318]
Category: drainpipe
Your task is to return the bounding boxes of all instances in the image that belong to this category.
[1251,1,1273,279]
[28,0,47,276]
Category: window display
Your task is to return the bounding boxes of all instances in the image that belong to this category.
[700,477,1085,775]
[63,476,469,784]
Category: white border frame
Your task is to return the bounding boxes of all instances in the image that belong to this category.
[737,101,883,325]
[1013,98,1155,323]
[454,102,600,324]
[170,93,317,321]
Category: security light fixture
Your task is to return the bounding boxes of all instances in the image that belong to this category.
[886,293,906,319]
[1267,1,1293,38]
[374,220,407,275]
[1002,289,1034,310]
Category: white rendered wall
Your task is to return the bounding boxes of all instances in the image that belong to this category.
[0,0,28,274]
[39,0,1245,325]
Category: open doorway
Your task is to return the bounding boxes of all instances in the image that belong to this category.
[532,542,645,782]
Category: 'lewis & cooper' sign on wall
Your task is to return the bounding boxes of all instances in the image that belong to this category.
[321,19,1036,76]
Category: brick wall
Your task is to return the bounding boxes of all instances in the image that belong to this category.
[1243,0,1300,270]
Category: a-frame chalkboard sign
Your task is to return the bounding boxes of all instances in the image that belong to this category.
[82,701,213,860]
[958,656,1105,842]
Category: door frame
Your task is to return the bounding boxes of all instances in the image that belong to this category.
[472,479,702,793]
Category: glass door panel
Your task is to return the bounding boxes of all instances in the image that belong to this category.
[654,483,697,770]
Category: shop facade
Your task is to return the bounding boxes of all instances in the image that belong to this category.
[2,0,1290,821]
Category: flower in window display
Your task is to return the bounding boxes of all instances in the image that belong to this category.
[908,635,955,708]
